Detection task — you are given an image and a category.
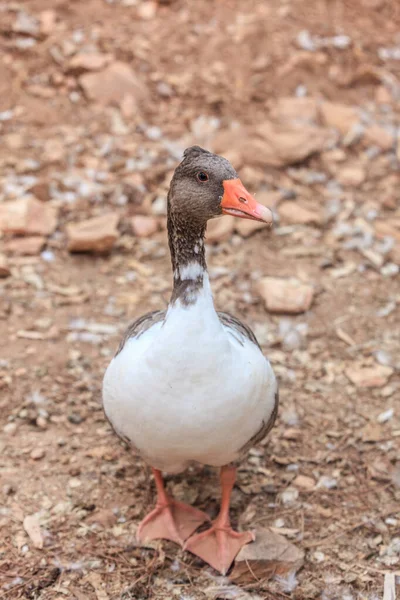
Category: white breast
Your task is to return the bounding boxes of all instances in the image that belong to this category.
[103,276,277,473]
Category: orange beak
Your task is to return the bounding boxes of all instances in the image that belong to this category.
[221,179,273,225]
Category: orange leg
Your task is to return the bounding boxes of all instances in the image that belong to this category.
[137,468,210,546]
[184,465,254,574]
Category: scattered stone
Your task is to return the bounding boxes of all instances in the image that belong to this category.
[3,422,18,435]
[345,363,393,388]
[319,101,360,136]
[66,213,120,253]
[23,514,44,549]
[39,10,57,36]
[30,448,46,460]
[68,52,112,73]
[0,254,11,278]
[258,277,314,314]
[377,408,394,423]
[68,413,85,425]
[0,197,57,236]
[213,122,334,169]
[232,528,304,583]
[336,165,366,186]
[80,62,147,107]
[28,180,50,202]
[13,11,39,37]
[280,487,299,504]
[293,475,315,490]
[131,215,158,238]
[4,236,45,256]
[364,124,393,151]
[316,476,337,489]
[278,201,322,225]
[206,216,235,243]
[269,96,318,124]
[137,1,157,19]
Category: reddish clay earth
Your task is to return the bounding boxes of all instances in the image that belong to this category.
[1,0,400,598]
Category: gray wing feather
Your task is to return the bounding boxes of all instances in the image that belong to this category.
[115,310,166,356]
[217,311,261,349]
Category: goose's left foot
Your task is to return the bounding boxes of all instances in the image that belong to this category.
[184,465,254,574]
[137,468,210,546]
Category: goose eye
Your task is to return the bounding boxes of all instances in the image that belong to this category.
[196,171,209,182]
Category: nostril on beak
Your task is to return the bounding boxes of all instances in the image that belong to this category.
[238,197,247,204]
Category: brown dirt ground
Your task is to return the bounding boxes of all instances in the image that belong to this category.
[1,0,400,598]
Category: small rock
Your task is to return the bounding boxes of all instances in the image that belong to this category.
[316,476,337,489]
[232,528,304,584]
[30,448,45,460]
[68,52,112,73]
[206,216,235,243]
[23,514,43,549]
[278,201,322,225]
[39,10,56,36]
[258,277,314,314]
[80,62,147,108]
[137,1,157,19]
[269,96,318,124]
[66,213,120,253]
[345,363,393,388]
[28,180,51,202]
[280,487,299,504]
[151,196,167,216]
[0,254,11,278]
[364,124,393,151]
[377,408,394,423]
[319,101,360,136]
[293,475,315,490]
[13,11,39,37]
[4,236,45,256]
[68,413,84,424]
[336,165,365,186]
[3,422,17,435]
[0,197,57,236]
[131,215,158,238]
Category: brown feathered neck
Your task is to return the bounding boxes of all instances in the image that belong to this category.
[167,194,207,307]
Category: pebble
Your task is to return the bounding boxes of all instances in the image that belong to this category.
[316,476,338,489]
[66,213,120,253]
[131,215,158,238]
[3,422,17,435]
[4,236,45,256]
[80,62,147,108]
[337,165,366,186]
[293,475,315,490]
[345,363,394,388]
[0,196,57,236]
[68,413,85,425]
[377,408,394,423]
[280,487,299,504]
[258,277,314,314]
[319,101,360,136]
[30,448,46,460]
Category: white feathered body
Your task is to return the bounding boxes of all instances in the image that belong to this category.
[103,276,277,473]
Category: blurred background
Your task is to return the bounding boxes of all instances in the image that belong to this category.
[0,0,399,598]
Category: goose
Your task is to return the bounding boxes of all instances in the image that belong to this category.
[103,146,278,574]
